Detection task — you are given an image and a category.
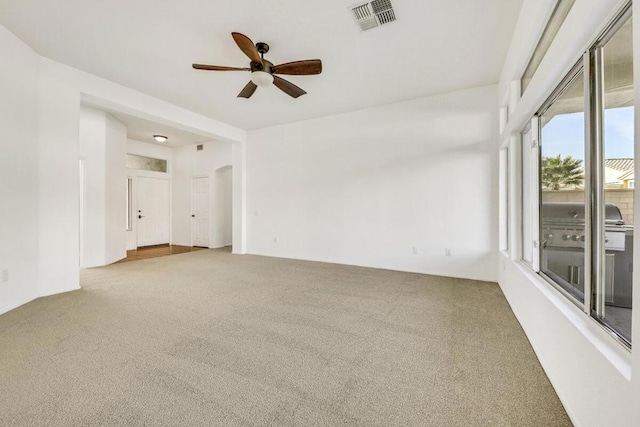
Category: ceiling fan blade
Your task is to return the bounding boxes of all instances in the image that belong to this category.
[192,64,250,71]
[273,75,307,98]
[273,59,322,75]
[231,32,263,65]
[237,81,258,98]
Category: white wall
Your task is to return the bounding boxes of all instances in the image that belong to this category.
[78,107,127,267]
[0,26,40,313]
[0,20,246,310]
[498,0,640,425]
[125,139,174,250]
[79,107,107,268]
[233,142,247,254]
[213,166,233,248]
[104,114,127,264]
[222,167,233,246]
[172,141,233,248]
[38,56,82,295]
[500,259,635,424]
[247,85,499,281]
[31,53,246,300]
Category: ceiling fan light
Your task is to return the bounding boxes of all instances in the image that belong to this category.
[153,135,168,143]
[251,71,274,87]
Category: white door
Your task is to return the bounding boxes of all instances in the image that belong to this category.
[191,177,210,247]
[137,177,170,247]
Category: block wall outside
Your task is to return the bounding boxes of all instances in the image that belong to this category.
[542,189,634,225]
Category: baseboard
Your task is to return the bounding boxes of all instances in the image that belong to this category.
[209,244,232,249]
[0,285,81,316]
[246,251,497,283]
[39,285,81,298]
[0,296,37,316]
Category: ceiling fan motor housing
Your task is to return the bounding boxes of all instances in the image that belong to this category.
[256,42,270,55]
[251,59,274,74]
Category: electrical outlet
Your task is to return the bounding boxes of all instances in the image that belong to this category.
[273,236,278,244]
[412,247,418,255]
[1,269,8,283]
[445,248,452,257]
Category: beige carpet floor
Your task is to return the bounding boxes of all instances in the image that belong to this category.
[0,248,571,426]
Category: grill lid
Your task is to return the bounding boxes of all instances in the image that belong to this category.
[542,202,624,224]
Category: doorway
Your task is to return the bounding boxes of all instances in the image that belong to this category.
[191,176,210,247]
[137,176,170,247]
[213,166,233,249]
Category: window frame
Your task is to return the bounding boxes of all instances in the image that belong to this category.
[520,3,634,349]
[499,147,510,253]
[588,5,634,346]
[535,61,588,308]
[521,0,577,95]
[521,120,540,270]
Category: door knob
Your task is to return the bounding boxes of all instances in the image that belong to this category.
[192,214,195,217]
[138,215,145,219]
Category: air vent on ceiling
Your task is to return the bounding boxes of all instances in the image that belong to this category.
[350,0,396,31]
[196,144,203,151]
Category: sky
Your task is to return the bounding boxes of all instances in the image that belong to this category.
[541,106,634,161]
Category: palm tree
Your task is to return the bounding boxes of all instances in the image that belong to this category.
[541,154,584,190]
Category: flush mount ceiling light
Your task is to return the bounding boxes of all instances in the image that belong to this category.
[153,135,168,143]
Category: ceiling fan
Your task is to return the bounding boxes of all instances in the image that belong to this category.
[192,32,322,99]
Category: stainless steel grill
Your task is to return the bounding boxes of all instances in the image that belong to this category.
[541,202,632,308]
[542,202,627,251]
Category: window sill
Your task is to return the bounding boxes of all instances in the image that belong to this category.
[513,260,631,380]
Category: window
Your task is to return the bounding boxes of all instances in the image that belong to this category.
[539,66,586,305]
[592,11,634,344]
[521,0,576,94]
[126,154,167,173]
[521,5,633,346]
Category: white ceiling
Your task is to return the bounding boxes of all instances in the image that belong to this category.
[108,110,214,147]
[0,0,523,131]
